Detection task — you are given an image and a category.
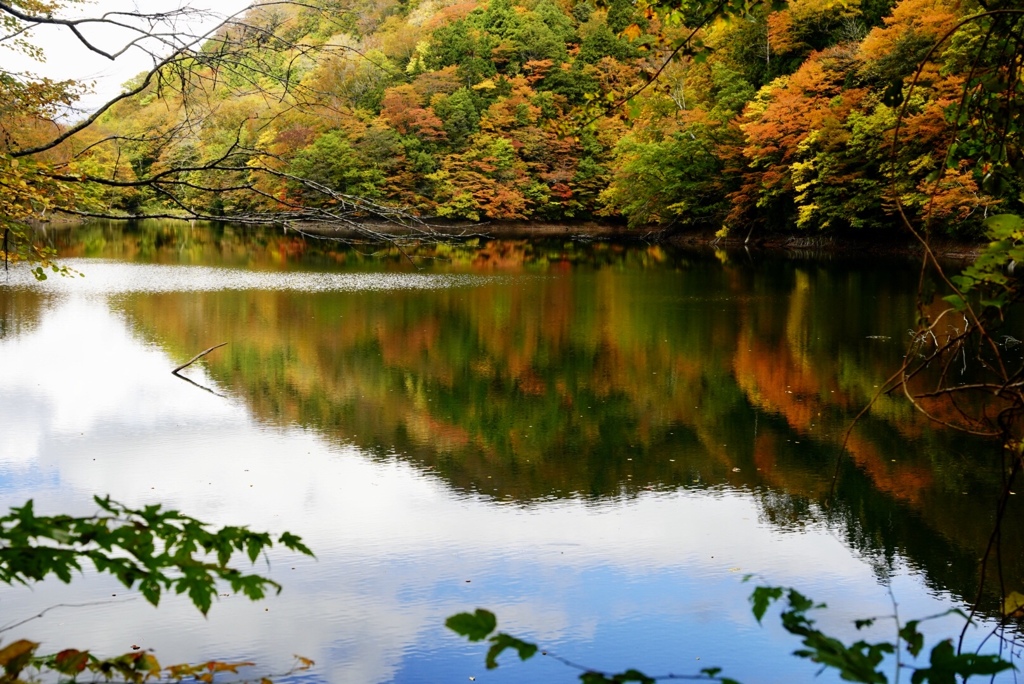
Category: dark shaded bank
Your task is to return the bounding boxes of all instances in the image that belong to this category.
[298,219,986,261]
[34,216,984,261]
[293,218,644,241]
[669,231,985,261]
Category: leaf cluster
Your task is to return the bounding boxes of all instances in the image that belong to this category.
[0,496,313,616]
[446,608,738,684]
[444,609,539,670]
[945,213,1024,312]
[750,586,1013,684]
[449,585,1015,683]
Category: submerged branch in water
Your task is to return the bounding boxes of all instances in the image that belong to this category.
[172,343,227,376]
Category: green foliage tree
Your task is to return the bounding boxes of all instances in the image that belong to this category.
[601,121,735,226]
[289,130,388,201]
[427,18,499,85]
[535,0,579,43]
[510,14,569,64]
[481,0,521,39]
[578,22,638,63]
[433,88,483,148]
[606,0,638,33]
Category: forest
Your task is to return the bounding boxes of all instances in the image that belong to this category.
[2,0,1021,241]
[5,1,1024,682]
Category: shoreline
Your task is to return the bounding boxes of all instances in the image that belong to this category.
[666,230,984,261]
[297,219,986,261]
[36,216,986,261]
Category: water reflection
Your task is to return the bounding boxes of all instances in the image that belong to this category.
[0,222,1020,682]
[98,251,1020,612]
[0,292,896,684]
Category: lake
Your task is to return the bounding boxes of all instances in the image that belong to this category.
[0,220,1020,683]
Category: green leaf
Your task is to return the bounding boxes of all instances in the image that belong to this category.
[279,531,314,557]
[786,589,816,613]
[139,577,162,606]
[446,609,497,641]
[899,620,924,657]
[980,297,1006,310]
[485,633,538,669]
[911,639,1014,683]
[984,214,1024,240]
[0,497,308,615]
[610,668,655,682]
[942,294,968,312]
[750,586,784,623]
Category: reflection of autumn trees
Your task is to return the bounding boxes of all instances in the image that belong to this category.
[734,301,939,505]
[99,233,1024,609]
[729,263,1024,609]
[51,222,313,269]
[0,289,46,340]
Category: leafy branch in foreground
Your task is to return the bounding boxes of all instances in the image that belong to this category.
[446,607,735,683]
[0,495,315,682]
[941,213,1024,313]
[749,587,1012,684]
[448,586,1015,684]
[0,495,314,616]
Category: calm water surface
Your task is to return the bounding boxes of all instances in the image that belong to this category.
[0,221,1021,682]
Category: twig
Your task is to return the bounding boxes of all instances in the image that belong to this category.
[0,598,137,634]
[172,343,227,375]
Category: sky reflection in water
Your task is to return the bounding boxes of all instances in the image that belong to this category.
[0,253,1007,683]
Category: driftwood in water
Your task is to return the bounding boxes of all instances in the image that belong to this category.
[171,343,227,375]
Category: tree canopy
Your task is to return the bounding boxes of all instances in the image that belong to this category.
[2,0,1021,242]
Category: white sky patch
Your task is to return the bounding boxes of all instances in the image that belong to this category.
[2,0,253,111]
[0,294,244,465]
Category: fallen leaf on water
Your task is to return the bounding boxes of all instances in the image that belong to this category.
[1004,591,1024,617]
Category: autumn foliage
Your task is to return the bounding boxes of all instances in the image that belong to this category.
[3,0,1021,237]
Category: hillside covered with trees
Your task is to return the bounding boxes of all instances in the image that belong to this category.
[3,0,1021,239]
